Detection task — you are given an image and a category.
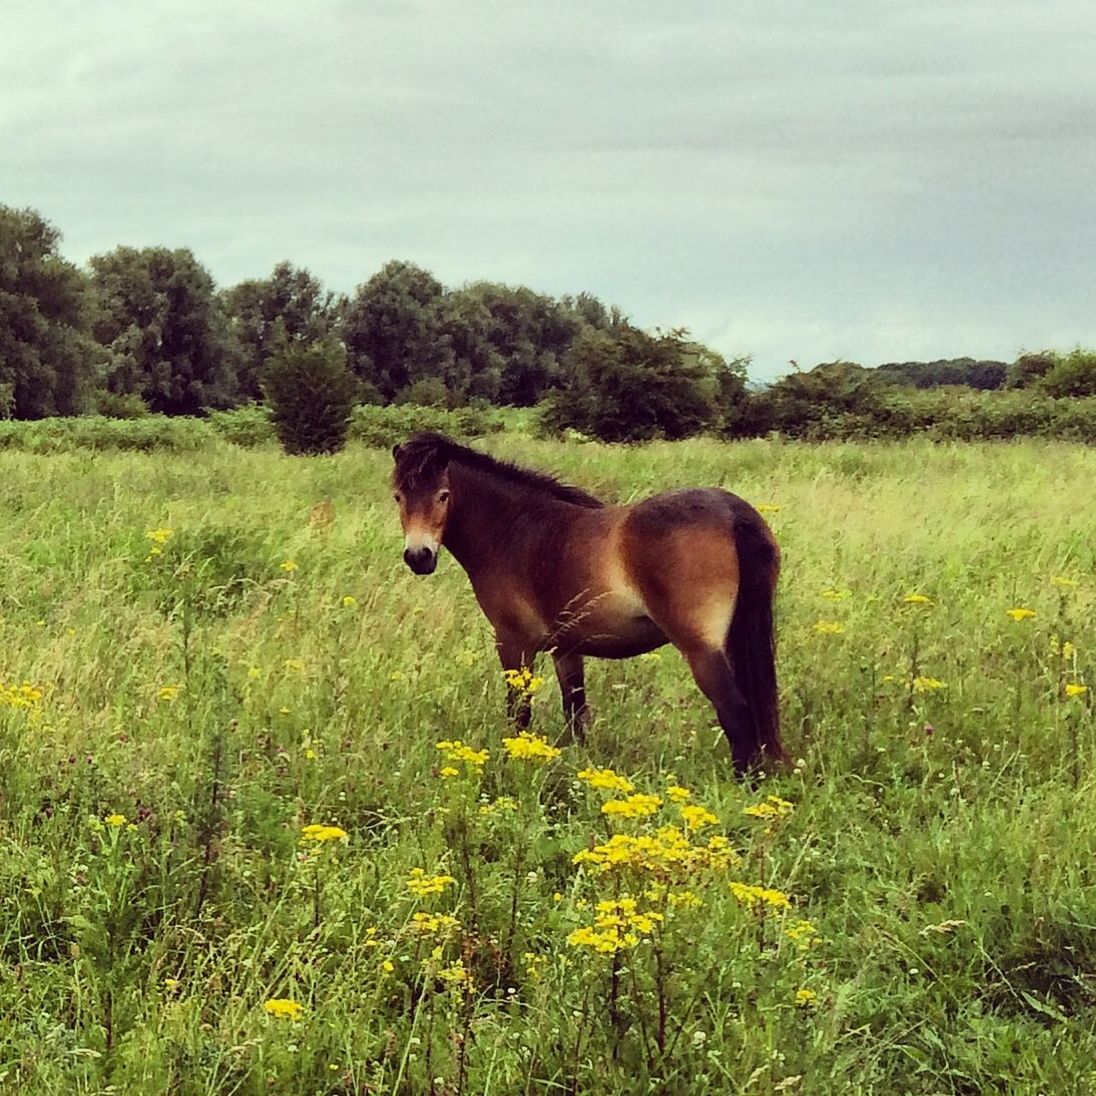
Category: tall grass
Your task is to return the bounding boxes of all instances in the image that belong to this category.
[0,437,1093,1094]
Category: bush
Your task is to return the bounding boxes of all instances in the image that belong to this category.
[348,403,504,449]
[540,326,720,442]
[263,340,359,456]
[92,391,150,419]
[1039,350,1096,398]
[0,415,214,453]
[208,405,276,448]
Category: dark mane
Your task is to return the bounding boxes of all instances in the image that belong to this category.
[393,432,604,508]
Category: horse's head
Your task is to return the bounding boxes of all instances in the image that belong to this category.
[390,435,452,575]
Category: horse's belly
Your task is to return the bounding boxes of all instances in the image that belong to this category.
[551,586,667,659]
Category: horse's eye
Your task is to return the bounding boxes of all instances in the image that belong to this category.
[438,490,450,504]
[393,493,402,504]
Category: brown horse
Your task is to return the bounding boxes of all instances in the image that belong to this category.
[391,433,783,773]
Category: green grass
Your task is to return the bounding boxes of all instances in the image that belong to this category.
[1,436,1094,1095]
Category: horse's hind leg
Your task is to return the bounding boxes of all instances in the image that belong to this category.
[680,644,758,775]
[552,650,588,744]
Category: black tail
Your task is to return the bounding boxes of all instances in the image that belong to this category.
[727,507,783,766]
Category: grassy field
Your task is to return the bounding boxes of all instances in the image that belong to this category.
[1,436,1094,1095]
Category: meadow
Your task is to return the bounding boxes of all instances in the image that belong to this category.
[1,435,1094,1095]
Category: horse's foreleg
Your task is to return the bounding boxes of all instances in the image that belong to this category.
[681,645,758,777]
[496,631,534,730]
[552,650,588,744]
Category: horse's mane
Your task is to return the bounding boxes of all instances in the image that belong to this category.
[394,433,604,509]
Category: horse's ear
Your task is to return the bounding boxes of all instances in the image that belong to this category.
[391,443,402,461]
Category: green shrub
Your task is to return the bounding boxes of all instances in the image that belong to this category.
[263,340,359,456]
[540,326,720,442]
[0,415,214,453]
[208,405,276,448]
[348,403,504,448]
[93,391,150,419]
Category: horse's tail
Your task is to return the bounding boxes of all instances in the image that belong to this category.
[727,508,783,765]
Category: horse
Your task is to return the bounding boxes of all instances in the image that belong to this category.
[390,432,783,774]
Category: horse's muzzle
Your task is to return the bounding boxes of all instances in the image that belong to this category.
[403,547,437,575]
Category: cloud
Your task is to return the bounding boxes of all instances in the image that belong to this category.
[3,0,1095,378]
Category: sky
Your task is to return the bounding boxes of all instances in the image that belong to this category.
[4,1,1096,381]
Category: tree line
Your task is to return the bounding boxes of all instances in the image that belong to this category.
[3,203,1094,448]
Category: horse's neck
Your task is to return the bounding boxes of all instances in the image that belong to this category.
[443,464,532,577]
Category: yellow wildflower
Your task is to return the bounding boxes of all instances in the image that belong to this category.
[408,912,461,936]
[602,793,662,820]
[406,868,457,898]
[1065,683,1089,699]
[299,824,349,844]
[903,593,932,605]
[341,594,358,607]
[665,784,692,803]
[0,681,44,708]
[912,676,944,693]
[728,882,791,909]
[821,588,850,601]
[567,895,663,954]
[504,666,545,694]
[279,560,299,573]
[502,731,561,762]
[436,739,489,769]
[157,684,182,702]
[755,503,781,514]
[439,766,460,779]
[1051,637,1076,660]
[743,795,794,821]
[784,919,820,947]
[478,795,518,815]
[813,620,846,635]
[679,804,720,831]
[795,988,818,1007]
[436,960,472,987]
[577,767,635,795]
[1006,607,1036,622]
[104,813,128,828]
[263,998,304,1020]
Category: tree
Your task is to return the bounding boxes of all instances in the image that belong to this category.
[0,205,97,417]
[263,338,359,455]
[343,261,453,402]
[1006,351,1057,390]
[1038,349,1096,398]
[540,325,719,442]
[89,246,236,414]
[222,262,342,401]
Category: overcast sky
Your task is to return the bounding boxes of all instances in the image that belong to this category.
[4,1,1096,380]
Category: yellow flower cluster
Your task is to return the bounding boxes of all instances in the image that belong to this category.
[0,681,43,708]
[478,795,519,815]
[784,918,820,948]
[728,882,791,909]
[567,896,664,954]
[679,804,720,831]
[1006,607,1036,621]
[574,826,739,878]
[602,793,663,819]
[1066,683,1089,699]
[263,998,304,1020]
[435,959,472,986]
[665,784,692,803]
[577,767,635,795]
[903,593,932,605]
[104,813,128,828]
[813,620,846,635]
[300,824,349,845]
[407,868,457,898]
[157,684,182,702]
[145,527,173,560]
[435,739,489,771]
[912,676,945,693]
[408,912,461,936]
[795,988,818,1007]
[743,795,794,820]
[1051,637,1077,660]
[279,559,299,573]
[501,731,561,763]
[504,666,545,695]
